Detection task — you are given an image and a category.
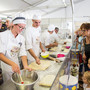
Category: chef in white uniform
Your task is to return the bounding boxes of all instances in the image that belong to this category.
[41,24,58,51]
[50,27,59,43]
[0,17,32,82]
[5,17,12,29]
[25,14,45,65]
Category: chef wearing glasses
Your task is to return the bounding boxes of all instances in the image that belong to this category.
[0,17,32,82]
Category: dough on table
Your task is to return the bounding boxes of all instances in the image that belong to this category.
[39,75,55,86]
[29,60,50,70]
[50,47,58,51]
[63,49,69,53]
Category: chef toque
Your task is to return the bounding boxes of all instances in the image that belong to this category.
[32,14,41,20]
[48,24,55,31]
[6,17,12,23]
[12,17,26,24]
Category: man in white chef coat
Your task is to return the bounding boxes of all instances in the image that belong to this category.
[50,27,59,44]
[25,14,45,65]
[0,17,32,82]
[5,17,13,29]
[41,24,58,51]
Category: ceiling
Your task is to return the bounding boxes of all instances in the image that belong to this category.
[0,0,85,18]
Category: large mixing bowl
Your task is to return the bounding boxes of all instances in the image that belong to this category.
[11,70,39,90]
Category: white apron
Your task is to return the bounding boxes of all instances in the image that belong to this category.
[1,34,21,82]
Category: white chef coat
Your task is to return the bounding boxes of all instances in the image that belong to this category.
[25,26,41,64]
[50,31,59,43]
[0,30,27,81]
[41,31,52,51]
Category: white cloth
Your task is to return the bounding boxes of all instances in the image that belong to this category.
[0,30,26,81]
[41,31,52,51]
[25,26,41,64]
[50,31,59,43]
[83,84,90,90]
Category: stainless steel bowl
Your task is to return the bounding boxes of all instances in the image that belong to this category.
[11,70,39,90]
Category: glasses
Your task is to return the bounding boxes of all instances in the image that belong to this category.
[82,30,86,32]
[17,24,25,30]
[35,21,41,24]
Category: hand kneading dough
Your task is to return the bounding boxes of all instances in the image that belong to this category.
[29,60,50,70]
[39,75,55,86]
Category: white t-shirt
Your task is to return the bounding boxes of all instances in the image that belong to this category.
[25,26,41,63]
[83,84,90,90]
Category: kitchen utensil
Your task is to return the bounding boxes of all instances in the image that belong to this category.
[57,54,65,58]
[11,70,39,90]
[19,74,24,84]
[66,46,70,49]
[41,52,60,63]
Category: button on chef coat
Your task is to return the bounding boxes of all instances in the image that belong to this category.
[25,26,41,64]
[0,30,27,81]
[41,31,52,51]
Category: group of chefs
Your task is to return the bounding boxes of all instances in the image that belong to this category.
[0,15,59,82]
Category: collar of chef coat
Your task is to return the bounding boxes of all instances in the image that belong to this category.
[9,30,21,39]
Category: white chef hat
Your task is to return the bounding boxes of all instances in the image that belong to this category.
[6,17,12,23]
[48,24,55,31]
[12,17,26,24]
[32,14,41,20]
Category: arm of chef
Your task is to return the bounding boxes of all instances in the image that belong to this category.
[25,31,41,65]
[19,37,32,71]
[54,35,59,43]
[45,37,58,48]
[0,35,20,74]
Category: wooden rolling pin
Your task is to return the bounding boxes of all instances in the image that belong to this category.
[48,56,60,63]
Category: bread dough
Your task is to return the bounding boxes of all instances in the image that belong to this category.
[63,49,69,53]
[39,75,55,86]
[50,47,58,51]
[29,60,50,70]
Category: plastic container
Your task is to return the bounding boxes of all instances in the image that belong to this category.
[59,75,78,90]
[66,46,70,49]
[57,54,65,58]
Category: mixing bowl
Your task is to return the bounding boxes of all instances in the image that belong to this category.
[11,70,39,90]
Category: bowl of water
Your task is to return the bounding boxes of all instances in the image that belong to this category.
[11,70,39,90]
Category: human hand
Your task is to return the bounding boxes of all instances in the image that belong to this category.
[42,49,45,53]
[36,57,41,65]
[24,66,32,71]
[83,54,86,61]
[11,62,20,74]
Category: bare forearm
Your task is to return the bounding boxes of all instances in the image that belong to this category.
[46,42,58,48]
[0,53,15,66]
[28,49,37,59]
[21,56,28,68]
[40,42,45,52]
